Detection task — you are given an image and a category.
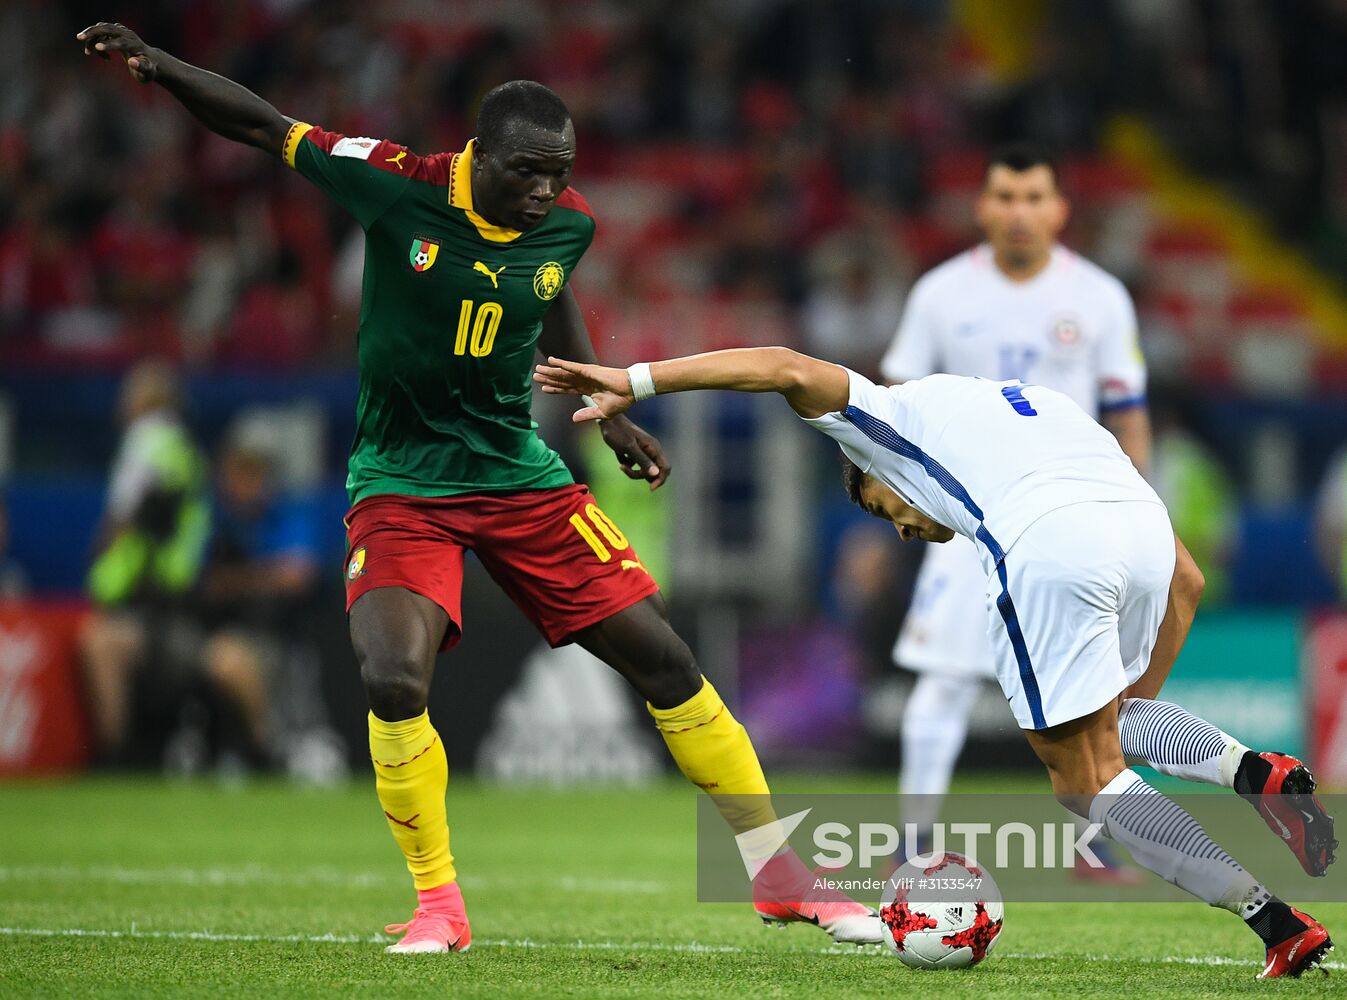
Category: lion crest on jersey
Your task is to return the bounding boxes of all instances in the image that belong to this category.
[409,236,440,272]
[533,261,565,300]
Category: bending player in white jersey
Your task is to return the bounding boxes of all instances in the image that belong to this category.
[535,350,1337,979]
[881,144,1151,878]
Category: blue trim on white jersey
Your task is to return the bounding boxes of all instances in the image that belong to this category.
[1098,393,1147,415]
[843,404,1044,728]
[993,560,1047,729]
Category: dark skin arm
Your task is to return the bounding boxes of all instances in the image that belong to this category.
[538,287,671,490]
[77,22,291,156]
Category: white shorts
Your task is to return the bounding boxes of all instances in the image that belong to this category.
[987,500,1175,731]
[893,533,998,678]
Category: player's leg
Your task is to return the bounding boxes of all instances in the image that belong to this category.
[1025,705,1332,979]
[350,586,469,953]
[573,594,767,818]
[343,495,473,954]
[1119,696,1336,877]
[1114,534,1336,875]
[1008,504,1330,977]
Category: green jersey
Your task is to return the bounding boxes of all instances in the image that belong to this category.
[284,123,595,503]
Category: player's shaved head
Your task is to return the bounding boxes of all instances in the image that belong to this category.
[476,80,571,154]
[471,80,576,232]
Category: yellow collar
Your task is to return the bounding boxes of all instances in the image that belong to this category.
[450,140,524,243]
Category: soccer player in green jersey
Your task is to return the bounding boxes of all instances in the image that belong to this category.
[78,22,883,952]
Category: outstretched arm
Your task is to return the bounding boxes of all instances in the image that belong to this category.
[534,347,851,421]
[78,22,291,156]
[538,289,672,490]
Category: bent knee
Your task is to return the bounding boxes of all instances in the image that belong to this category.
[360,654,431,718]
[1046,762,1126,805]
[1173,545,1206,607]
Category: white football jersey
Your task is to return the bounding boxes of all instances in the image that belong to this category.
[803,370,1162,573]
[879,245,1145,416]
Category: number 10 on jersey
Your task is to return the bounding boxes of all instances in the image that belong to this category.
[454,299,502,357]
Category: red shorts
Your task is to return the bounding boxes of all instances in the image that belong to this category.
[343,485,660,649]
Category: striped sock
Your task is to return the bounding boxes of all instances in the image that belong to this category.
[1118,698,1249,787]
[1090,769,1267,917]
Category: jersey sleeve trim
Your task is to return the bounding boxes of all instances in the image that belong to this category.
[557,187,594,219]
[282,121,314,168]
[1098,393,1147,414]
[288,122,451,185]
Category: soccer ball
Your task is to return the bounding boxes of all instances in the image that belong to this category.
[879,852,1004,970]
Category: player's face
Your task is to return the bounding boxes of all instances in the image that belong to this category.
[857,476,956,543]
[976,165,1068,271]
[473,122,576,232]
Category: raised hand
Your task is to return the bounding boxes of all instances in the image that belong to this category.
[534,358,669,489]
[534,358,635,422]
[77,22,158,83]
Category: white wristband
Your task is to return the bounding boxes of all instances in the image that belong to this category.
[626,362,657,402]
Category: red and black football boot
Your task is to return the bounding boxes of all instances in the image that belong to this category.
[1257,907,1332,980]
[1235,752,1337,877]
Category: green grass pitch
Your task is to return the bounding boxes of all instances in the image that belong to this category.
[0,774,1341,998]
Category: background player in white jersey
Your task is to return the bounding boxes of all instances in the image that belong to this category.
[881,144,1151,870]
[535,349,1336,979]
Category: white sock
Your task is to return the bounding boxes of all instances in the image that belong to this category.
[1118,698,1250,787]
[1090,769,1268,916]
[899,672,979,834]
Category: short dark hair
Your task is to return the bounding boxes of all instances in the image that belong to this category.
[476,80,571,153]
[841,455,866,508]
[986,142,1059,185]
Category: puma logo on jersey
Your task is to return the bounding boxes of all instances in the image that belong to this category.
[385,150,407,169]
[473,261,506,288]
[620,558,648,574]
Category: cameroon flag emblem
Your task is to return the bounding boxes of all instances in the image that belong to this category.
[409,236,440,272]
[347,546,367,580]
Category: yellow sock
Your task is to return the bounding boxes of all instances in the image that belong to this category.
[648,677,777,836]
[368,710,456,890]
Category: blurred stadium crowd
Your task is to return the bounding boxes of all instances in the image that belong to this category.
[2,0,1347,777]
[4,1,1345,378]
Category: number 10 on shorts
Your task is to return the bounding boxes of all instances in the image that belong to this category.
[569,503,629,562]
